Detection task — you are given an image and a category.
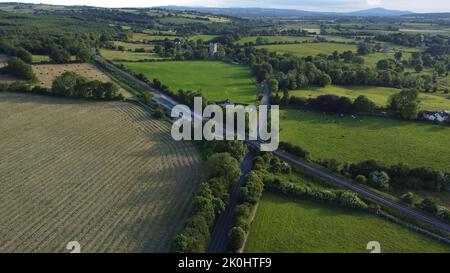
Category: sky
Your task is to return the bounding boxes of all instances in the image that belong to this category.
[1,0,449,13]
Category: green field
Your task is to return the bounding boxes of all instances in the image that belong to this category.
[245,193,450,253]
[120,61,258,104]
[100,49,163,61]
[290,85,450,111]
[158,17,213,25]
[32,54,49,63]
[256,43,357,57]
[130,33,180,42]
[236,36,315,45]
[189,35,218,42]
[113,41,154,51]
[280,108,450,171]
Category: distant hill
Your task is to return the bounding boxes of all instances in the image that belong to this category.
[342,8,412,17]
[159,6,413,17]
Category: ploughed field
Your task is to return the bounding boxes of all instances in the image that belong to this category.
[0,93,204,253]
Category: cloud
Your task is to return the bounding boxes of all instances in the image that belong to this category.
[366,0,381,6]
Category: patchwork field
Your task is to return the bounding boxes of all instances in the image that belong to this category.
[236,36,315,45]
[245,193,450,253]
[0,93,204,253]
[256,43,357,57]
[189,35,218,42]
[113,41,154,51]
[129,33,181,42]
[290,85,450,111]
[100,49,163,61]
[32,63,124,91]
[120,61,258,104]
[280,108,450,171]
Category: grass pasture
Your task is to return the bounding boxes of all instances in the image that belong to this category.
[32,54,50,63]
[245,193,450,253]
[130,33,181,42]
[113,41,154,52]
[280,108,450,171]
[256,43,357,57]
[0,93,204,252]
[290,85,450,111]
[189,35,218,42]
[236,36,315,45]
[100,49,162,61]
[120,61,258,104]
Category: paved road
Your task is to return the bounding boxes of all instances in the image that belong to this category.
[207,151,257,253]
[93,52,450,244]
[261,81,270,106]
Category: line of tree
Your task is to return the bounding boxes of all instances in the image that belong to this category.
[2,57,35,80]
[171,141,247,253]
[51,71,122,100]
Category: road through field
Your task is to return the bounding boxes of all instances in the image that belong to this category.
[0,93,204,253]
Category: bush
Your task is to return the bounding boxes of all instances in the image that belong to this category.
[417,198,439,214]
[279,142,310,161]
[240,171,264,204]
[228,227,246,252]
[152,104,165,119]
[369,171,390,191]
[206,153,241,184]
[5,57,35,80]
[355,175,367,184]
[316,158,341,173]
[401,192,414,205]
[354,95,376,113]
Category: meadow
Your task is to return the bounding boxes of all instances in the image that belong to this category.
[189,35,218,42]
[129,33,181,42]
[120,61,258,104]
[245,193,450,253]
[236,36,315,45]
[113,41,154,51]
[256,43,357,57]
[280,108,450,171]
[0,93,204,252]
[290,85,450,111]
[100,49,163,61]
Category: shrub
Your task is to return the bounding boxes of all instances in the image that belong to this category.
[401,192,414,205]
[354,95,376,113]
[355,175,367,184]
[279,142,310,161]
[206,153,241,184]
[5,57,35,80]
[228,227,246,252]
[417,198,439,214]
[152,104,165,119]
[369,171,390,191]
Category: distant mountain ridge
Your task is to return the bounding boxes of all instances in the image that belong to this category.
[159,6,413,17]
